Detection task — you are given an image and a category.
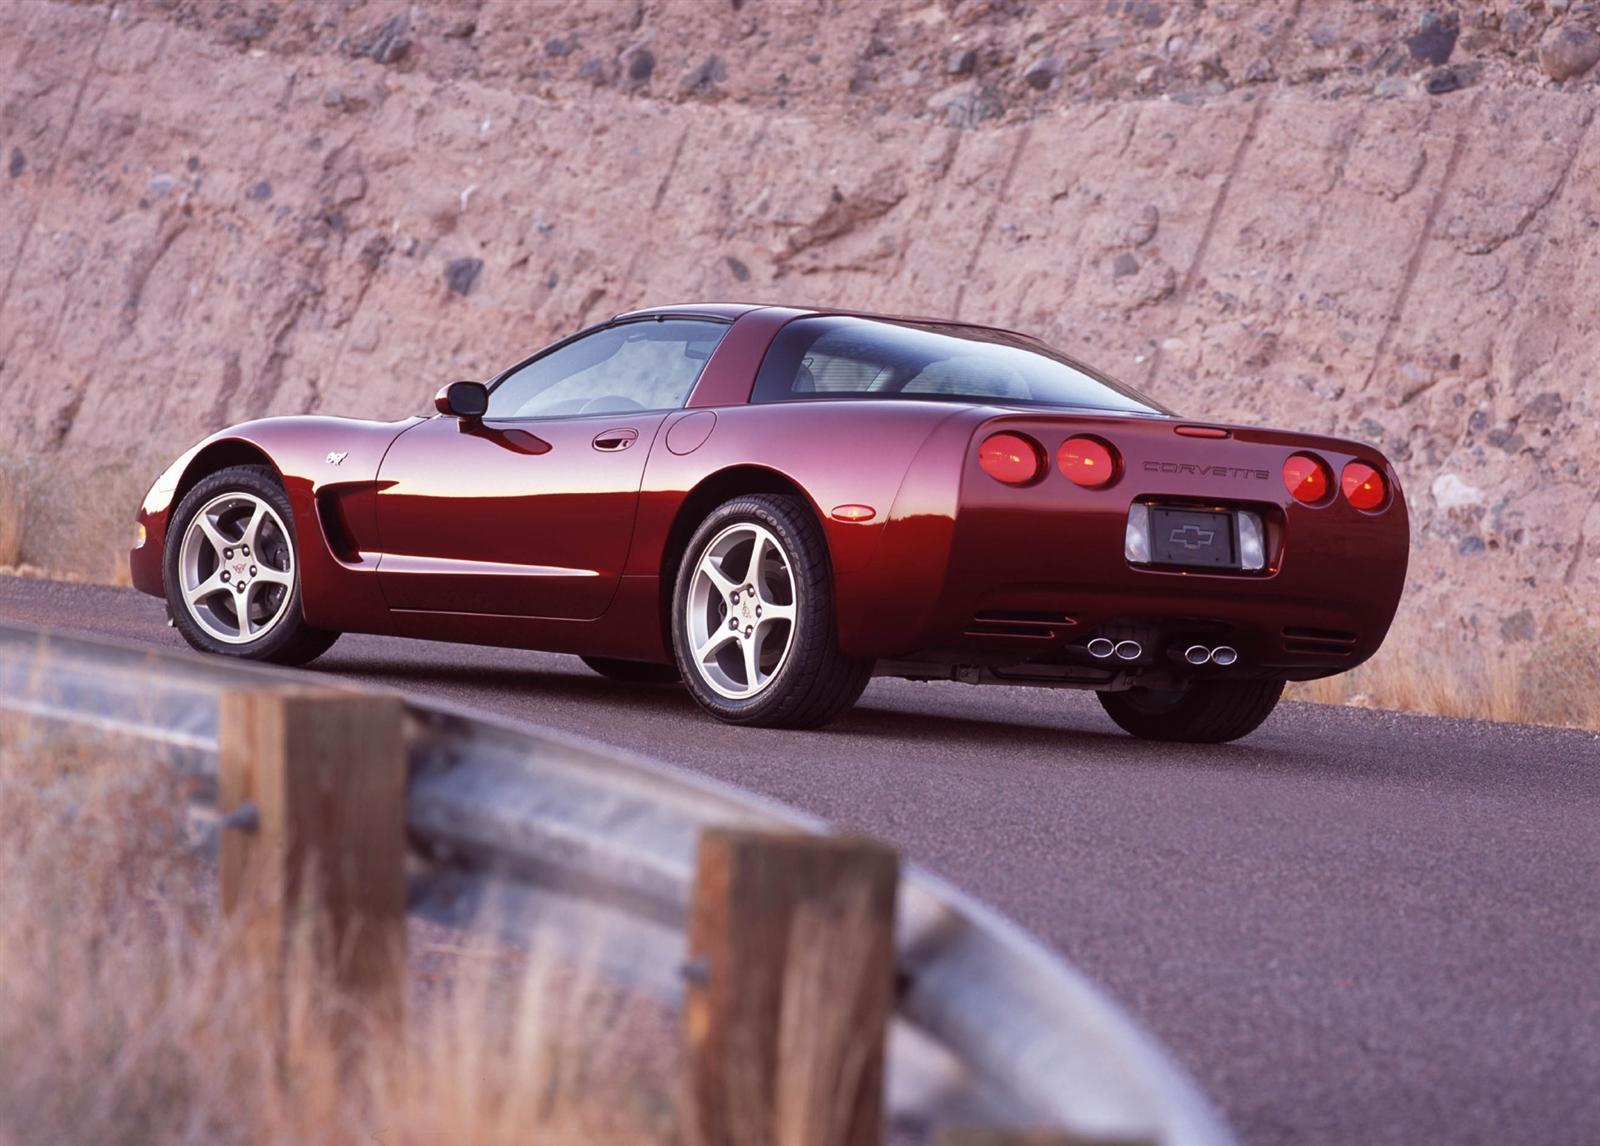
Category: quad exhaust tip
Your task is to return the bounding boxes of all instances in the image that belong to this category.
[1185,644,1240,665]
[1087,638,1143,661]
[1094,638,1233,664]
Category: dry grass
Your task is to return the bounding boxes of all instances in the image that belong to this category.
[0,727,682,1146]
[0,460,26,568]
[0,453,158,583]
[1287,614,1600,732]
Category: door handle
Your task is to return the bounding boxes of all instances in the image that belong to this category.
[592,428,638,452]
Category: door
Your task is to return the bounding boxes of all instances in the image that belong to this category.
[374,317,729,621]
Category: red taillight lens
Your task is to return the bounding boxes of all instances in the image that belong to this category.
[978,433,1043,485]
[1282,453,1330,504]
[1057,436,1118,488]
[1341,461,1386,511]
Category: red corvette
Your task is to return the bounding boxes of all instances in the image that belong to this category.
[130,303,1407,741]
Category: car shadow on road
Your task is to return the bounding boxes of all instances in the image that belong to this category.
[311,651,1291,771]
[834,697,1289,769]
[307,655,700,716]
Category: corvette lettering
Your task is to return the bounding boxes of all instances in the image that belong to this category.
[1143,460,1270,480]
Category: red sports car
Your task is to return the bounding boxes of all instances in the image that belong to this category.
[130,304,1407,741]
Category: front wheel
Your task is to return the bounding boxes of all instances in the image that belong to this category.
[164,464,340,666]
[1098,678,1284,743]
[671,494,871,728]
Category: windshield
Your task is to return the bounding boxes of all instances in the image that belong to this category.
[750,316,1168,415]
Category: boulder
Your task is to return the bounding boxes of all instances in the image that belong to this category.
[1537,23,1600,81]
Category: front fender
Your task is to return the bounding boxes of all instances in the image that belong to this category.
[130,416,420,633]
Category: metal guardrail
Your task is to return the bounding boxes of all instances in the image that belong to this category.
[0,620,1234,1146]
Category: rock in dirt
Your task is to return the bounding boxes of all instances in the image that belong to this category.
[444,257,483,296]
[684,55,727,96]
[947,48,977,77]
[626,48,655,85]
[1407,12,1459,65]
[347,14,411,66]
[1424,65,1466,94]
[1023,56,1061,90]
[1538,23,1600,81]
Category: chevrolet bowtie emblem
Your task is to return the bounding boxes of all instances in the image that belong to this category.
[1170,524,1216,550]
[326,451,349,466]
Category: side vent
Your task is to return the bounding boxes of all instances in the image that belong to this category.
[964,611,1075,640]
[315,488,361,563]
[1282,626,1359,655]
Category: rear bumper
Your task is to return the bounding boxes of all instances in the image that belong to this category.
[892,575,1396,679]
[837,415,1409,680]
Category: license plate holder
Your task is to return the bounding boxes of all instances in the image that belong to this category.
[1148,507,1238,569]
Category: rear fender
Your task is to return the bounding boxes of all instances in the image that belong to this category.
[833,409,980,657]
[635,402,971,659]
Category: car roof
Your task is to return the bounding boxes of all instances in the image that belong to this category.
[610,302,1035,342]
[611,302,774,322]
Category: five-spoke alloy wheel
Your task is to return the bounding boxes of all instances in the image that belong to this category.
[685,521,797,700]
[177,490,295,644]
[672,494,871,728]
[164,465,340,665]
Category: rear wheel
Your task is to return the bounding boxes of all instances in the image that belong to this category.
[1098,678,1284,743]
[580,656,681,685]
[164,465,340,666]
[671,494,871,728]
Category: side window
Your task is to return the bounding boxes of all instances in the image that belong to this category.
[486,319,728,419]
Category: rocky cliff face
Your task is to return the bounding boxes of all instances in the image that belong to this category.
[2,0,1597,667]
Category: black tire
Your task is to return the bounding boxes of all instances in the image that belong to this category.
[1098,678,1284,744]
[164,464,340,666]
[580,656,682,685]
[671,494,871,728]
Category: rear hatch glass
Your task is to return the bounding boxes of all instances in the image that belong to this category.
[751,315,1169,415]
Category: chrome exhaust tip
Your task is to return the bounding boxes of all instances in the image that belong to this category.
[1087,638,1116,659]
[1184,644,1212,666]
[1210,645,1239,666]
[1113,640,1143,662]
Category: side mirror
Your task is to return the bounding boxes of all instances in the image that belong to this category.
[434,381,489,421]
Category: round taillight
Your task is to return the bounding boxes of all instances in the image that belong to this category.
[1341,461,1387,511]
[1282,453,1330,504]
[1058,436,1119,488]
[978,433,1043,485]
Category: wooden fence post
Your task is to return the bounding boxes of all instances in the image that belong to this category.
[218,685,408,1044]
[684,829,899,1146]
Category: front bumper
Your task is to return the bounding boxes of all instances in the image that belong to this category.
[129,504,168,598]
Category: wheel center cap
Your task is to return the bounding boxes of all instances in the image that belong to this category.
[232,560,249,579]
[740,599,753,624]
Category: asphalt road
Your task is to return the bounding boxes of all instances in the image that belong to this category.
[2,574,1596,1146]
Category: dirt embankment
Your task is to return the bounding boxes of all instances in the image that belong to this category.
[2,0,1597,671]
